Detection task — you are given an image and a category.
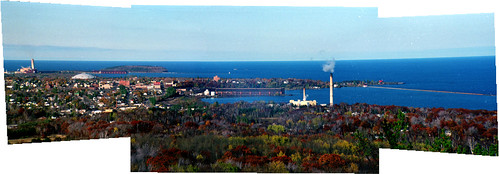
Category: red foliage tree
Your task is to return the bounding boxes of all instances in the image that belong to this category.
[242,155,269,166]
[221,145,268,167]
[61,122,70,134]
[318,154,346,171]
[301,155,320,172]
[483,128,497,139]
[222,145,252,162]
[184,121,199,129]
[146,147,185,172]
[271,146,287,154]
[271,155,293,164]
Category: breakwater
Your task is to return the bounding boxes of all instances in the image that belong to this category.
[367,86,495,96]
[215,88,285,96]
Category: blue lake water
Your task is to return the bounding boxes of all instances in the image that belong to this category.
[4,56,497,110]
[203,88,496,110]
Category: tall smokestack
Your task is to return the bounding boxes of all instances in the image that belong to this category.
[303,88,306,101]
[330,73,333,105]
[31,59,35,69]
[322,58,335,106]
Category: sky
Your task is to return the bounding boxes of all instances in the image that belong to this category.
[1,1,495,61]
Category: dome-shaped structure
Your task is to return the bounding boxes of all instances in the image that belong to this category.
[72,73,95,80]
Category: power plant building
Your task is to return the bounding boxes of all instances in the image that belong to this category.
[16,59,37,74]
[289,88,317,106]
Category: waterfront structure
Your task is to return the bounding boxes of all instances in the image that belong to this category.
[289,88,317,106]
[16,58,37,73]
[215,88,284,96]
[92,70,127,74]
[72,73,95,79]
[204,89,215,96]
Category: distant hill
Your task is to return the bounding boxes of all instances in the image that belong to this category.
[101,65,168,73]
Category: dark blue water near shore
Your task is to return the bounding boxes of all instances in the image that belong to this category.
[4,56,497,110]
[204,88,496,110]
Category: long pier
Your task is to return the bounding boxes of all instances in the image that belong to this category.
[367,86,496,96]
[215,88,285,96]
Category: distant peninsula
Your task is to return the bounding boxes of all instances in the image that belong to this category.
[100,65,168,73]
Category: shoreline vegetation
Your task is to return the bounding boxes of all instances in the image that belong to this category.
[4,73,497,173]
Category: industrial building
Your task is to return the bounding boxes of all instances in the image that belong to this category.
[15,59,37,74]
[289,88,317,106]
[289,72,333,107]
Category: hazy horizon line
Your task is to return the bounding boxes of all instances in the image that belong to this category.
[2,55,495,62]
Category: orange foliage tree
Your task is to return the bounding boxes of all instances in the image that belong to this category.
[146,147,187,172]
[318,154,346,171]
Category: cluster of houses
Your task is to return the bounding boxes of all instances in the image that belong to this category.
[5,76,184,116]
[5,74,230,118]
[69,76,178,90]
[5,74,293,118]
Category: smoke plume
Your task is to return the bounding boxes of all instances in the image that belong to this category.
[322,58,336,73]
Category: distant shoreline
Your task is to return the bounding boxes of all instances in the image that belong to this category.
[99,65,168,73]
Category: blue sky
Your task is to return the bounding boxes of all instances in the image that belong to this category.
[1,1,495,61]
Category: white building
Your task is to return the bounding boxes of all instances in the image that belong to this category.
[72,73,95,80]
[289,88,317,106]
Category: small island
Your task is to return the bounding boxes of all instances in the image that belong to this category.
[97,65,168,74]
